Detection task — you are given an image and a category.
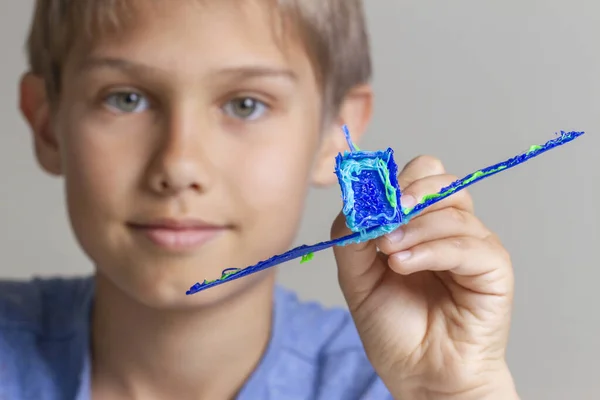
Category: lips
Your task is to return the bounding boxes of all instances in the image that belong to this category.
[128,218,226,252]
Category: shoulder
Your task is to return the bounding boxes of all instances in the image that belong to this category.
[0,276,93,400]
[0,275,93,335]
[271,286,393,399]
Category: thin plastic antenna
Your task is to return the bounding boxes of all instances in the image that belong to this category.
[342,125,358,152]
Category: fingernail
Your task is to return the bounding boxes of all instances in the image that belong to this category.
[393,251,412,261]
[401,194,417,209]
[385,227,405,243]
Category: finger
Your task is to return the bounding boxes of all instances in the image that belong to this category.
[388,235,512,295]
[331,212,381,294]
[376,207,490,255]
[402,174,474,215]
[397,155,446,190]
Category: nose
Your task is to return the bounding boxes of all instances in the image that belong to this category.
[146,112,214,196]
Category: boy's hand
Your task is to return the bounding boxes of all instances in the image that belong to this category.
[332,156,519,400]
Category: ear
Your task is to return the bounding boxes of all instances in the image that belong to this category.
[19,73,62,175]
[311,84,373,186]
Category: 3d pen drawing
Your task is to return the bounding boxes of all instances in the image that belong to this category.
[186,126,585,295]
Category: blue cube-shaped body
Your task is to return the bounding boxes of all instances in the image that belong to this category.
[335,148,403,233]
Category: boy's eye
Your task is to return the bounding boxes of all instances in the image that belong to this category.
[104,91,150,113]
[222,97,267,121]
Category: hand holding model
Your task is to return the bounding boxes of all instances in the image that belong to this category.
[185,126,582,399]
[332,155,519,400]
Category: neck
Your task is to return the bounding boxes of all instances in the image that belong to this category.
[90,273,275,400]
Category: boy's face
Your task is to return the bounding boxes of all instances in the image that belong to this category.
[27,1,341,308]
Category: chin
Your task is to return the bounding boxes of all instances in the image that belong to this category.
[100,261,276,311]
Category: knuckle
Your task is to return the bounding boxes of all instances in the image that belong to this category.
[446,207,468,225]
[501,248,512,264]
[449,236,470,251]
[494,239,512,263]
[414,155,445,173]
[374,237,393,255]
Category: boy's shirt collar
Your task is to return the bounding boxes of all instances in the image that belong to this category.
[75,280,288,400]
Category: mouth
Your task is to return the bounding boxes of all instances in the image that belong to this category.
[127,218,228,252]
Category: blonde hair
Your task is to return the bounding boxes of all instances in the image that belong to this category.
[25,0,372,114]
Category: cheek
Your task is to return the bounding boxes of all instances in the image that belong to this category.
[229,141,317,264]
[60,118,144,222]
[239,152,309,211]
[227,145,313,260]
[236,99,322,215]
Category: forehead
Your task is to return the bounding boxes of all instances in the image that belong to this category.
[65,0,313,82]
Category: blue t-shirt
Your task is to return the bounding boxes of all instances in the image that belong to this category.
[0,277,393,399]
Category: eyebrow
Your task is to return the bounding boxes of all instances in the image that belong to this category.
[76,57,298,82]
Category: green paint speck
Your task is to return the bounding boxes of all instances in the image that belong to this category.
[300,253,314,263]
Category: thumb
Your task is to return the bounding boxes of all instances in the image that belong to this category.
[331,212,386,306]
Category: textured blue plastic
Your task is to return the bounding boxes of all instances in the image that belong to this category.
[335,148,403,232]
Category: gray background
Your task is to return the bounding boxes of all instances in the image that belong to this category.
[1,1,598,399]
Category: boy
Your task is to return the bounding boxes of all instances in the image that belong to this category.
[1,0,519,398]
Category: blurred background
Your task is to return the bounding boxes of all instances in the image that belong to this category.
[1,1,598,398]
